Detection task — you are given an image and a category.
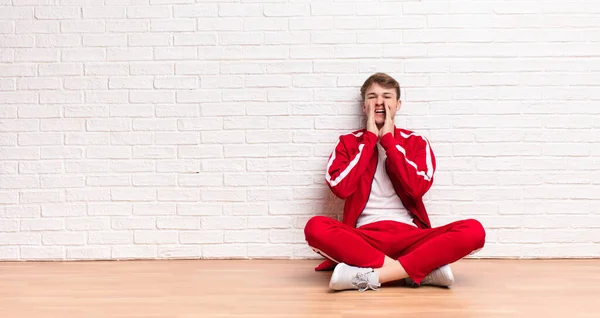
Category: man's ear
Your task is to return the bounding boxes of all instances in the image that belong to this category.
[395,100,402,113]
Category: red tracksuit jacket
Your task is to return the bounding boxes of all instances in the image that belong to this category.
[314,126,436,271]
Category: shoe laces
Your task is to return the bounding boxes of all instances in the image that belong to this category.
[351,271,379,292]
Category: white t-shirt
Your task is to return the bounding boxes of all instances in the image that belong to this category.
[356,143,416,228]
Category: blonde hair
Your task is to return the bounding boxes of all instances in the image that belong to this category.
[360,72,400,101]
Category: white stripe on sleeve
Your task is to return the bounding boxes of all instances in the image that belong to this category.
[396,132,433,181]
[325,132,365,187]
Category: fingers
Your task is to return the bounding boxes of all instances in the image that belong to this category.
[384,103,391,121]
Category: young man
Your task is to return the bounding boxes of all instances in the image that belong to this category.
[304,73,485,292]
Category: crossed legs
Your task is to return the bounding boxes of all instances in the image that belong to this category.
[304,216,486,285]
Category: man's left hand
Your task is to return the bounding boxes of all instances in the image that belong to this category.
[379,103,395,138]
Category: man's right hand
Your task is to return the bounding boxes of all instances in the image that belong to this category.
[366,102,379,137]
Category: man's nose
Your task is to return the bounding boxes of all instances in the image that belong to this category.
[376,97,384,105]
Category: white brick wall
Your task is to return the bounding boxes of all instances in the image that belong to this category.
[0,1,599,261]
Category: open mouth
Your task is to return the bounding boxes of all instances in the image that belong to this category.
[375,110,385,114]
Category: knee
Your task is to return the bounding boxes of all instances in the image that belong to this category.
[304,216,331,246]
[463,219,486,250]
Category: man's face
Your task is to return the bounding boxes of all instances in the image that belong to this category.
[362,83,401,126]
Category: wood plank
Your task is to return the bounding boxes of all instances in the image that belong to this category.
[0,259,598,317]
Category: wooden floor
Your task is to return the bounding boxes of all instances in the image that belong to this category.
[0,259,598,318]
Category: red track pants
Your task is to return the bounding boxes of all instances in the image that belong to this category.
[304,216,486,284]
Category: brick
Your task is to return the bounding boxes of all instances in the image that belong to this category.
[83,7,125,19]
[268,174,313,186]
[177,203,222,216]
[271,32,310,45]
[178,173,222,187]
[218,4,261,17]
[0,7,34,19]
[111,188,156,202]
[201,75,244,89]
[112,217,156,230]
[112,246,156,259]
[224,173,267,186]
[225,230,268,243]
[85,63,128,76]
[199,189,245,202]
[109,132,151,146]
[180,230,223,244]
[40,91,82,104]
[269,229,304,243]
[229,203,268,216]
[21,247,64,260]
[64,133,109,145]
[87,119,131,131]
[133,146,176,159]
[134,230,178,244]
[158,189,200,202]
[106,21,148,33]
[201,159,245,172]
[158,246,202,259]
[202,217,246,230]
[111,160,154,172]
[4,205,40,218]
[151,20,196,32]
[133,174,176,186]
[157,160,200,173]
[128,34,170,47]
[67,247,111,260]
[133,119,177,131]
[0,218,18,232]
[134,203,176,216]
[18,161,63,174]
[311,4,353,16]
[109,106,154,118]
[0,92,37,104]
[21,219,64,231]
[157,217,200,230]
[155,77,198,89]
[174,4,218,17]
[83,35,127,47]
[247,217,292,229]
[108,48,153,61]
[130,91,175,104]
[268,201,322,215]
[269,144,312,157]
[66,189,110,202]
[174,34,217,46]
[86,175,130,186]
[198,18,242,31]
[66,217,110,231]
[194,46,241,60]
[88,231,133,244]
[65,161,109,173]
[15,21,59,34]
[127,6,170,18]
[155,47,198,60]
[224,145,268,158]
[61,21,105,33]
[42,203,86,217]
[246,131,292,144]
[35,7,80,20]
[43,232,85,245]
[18,78,60,90]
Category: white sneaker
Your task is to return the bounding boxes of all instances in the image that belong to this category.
[405,264,454,287]
[329,263,381,292]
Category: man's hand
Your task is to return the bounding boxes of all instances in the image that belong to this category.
[366,102,379,136]
[379,103,395,138]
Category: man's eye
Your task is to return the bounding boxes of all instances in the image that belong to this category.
[368,96,375,99]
